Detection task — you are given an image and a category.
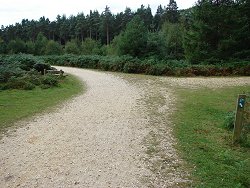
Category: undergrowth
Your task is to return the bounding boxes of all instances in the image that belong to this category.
[41,54,250,76]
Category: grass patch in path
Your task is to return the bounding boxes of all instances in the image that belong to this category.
[174,86,250,188]
[0,75,83,133]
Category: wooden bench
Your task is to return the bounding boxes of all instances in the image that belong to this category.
[45,69,64,76]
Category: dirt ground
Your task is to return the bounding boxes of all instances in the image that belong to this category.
[0,67,249,188]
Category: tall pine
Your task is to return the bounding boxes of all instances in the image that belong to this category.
[184,0,239,63]
[164,0,180,23]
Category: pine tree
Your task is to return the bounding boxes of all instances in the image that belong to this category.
[136,5,153,30]
[165,0,180,23]
[102,6,112,45]
[184,0,238,63]
[154,5,164,30]
[116,16,147,57]
[76,13,86,42]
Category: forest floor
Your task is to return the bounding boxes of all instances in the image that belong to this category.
[0,67,249,188]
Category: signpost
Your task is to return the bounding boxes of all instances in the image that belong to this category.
[233,94,247,144]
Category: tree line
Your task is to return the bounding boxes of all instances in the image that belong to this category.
[0,0,249,64]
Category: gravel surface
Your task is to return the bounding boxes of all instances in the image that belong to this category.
[0,67,249,188]
[163,77,250,89]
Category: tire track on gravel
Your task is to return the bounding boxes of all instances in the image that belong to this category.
[0,67,151,188]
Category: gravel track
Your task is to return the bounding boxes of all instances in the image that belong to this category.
[0,67,249,188]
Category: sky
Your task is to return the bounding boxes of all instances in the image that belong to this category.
[0,0,197,27]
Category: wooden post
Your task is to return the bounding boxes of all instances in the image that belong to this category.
[233,94,246,144]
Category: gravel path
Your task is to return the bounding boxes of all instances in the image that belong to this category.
[0,67,249,188]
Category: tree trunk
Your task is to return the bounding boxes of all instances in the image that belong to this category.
[106,24,109,45]
[89,28,92,39]
[81,31,84,42]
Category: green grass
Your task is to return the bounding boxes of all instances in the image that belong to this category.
[0,75,83,132]
[174,86,250,187]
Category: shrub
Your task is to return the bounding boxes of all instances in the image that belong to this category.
[42,75,59,87]
[45,40,63,55]
[41,55,250,77]
[4,54,39,71]
[0,63,24,83]
[65,40,80,55]
[81,38,101,55]
[7,39,27,54]
[33,63,51,74]
[123,61,142,73]
[26,71,42,85]
[0,54,61,90]
[40,84,51,89]
[22,82,36,90]
[5,77,35,90]
[26,41,35,54]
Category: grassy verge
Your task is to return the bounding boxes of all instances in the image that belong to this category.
[0,75,83,132]
[174,86,250,187]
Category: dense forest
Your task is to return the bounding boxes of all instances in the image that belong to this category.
[0,0,249,64]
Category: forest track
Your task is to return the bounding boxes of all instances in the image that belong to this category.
[0,67,249,188]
